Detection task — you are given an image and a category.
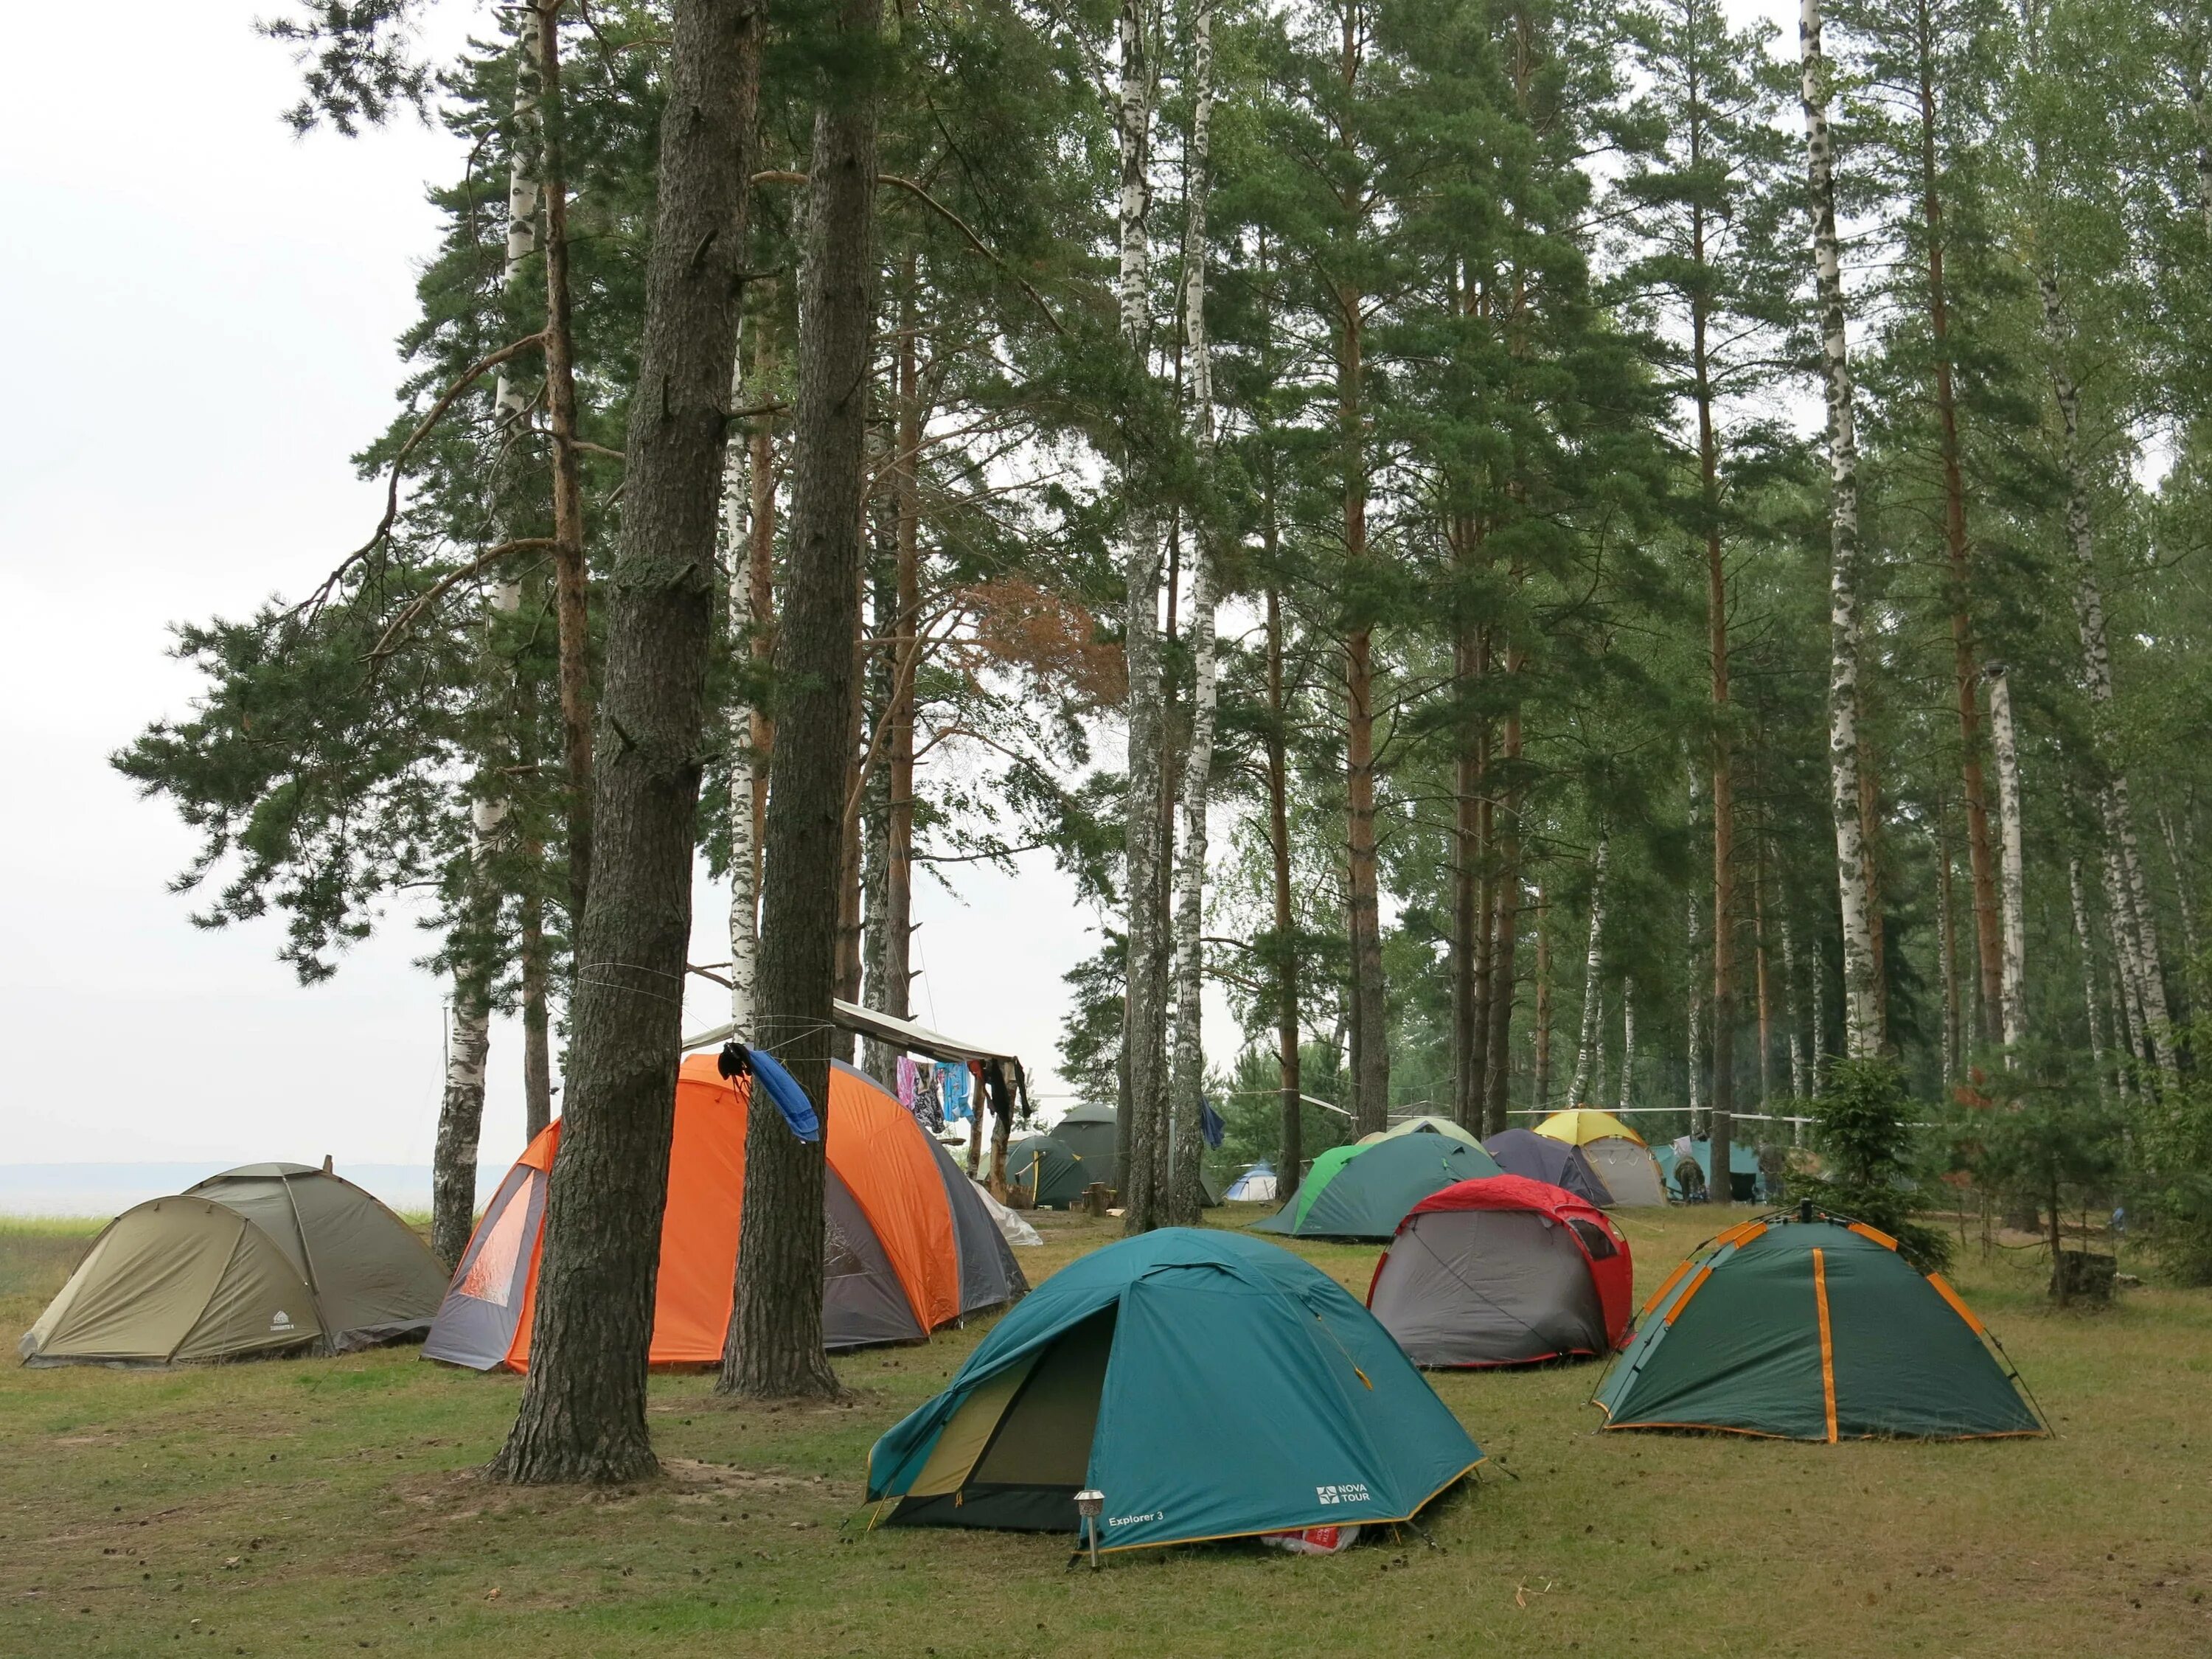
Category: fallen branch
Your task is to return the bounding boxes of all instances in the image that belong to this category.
[293,333,549,620]
[365,538,559,662]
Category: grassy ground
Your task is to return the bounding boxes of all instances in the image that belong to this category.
[4,1203,2208,1658]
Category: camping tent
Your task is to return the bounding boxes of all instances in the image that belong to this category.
[1593,1212,2046,1440]
[1655,1138,1764,1203]
[1355,1115,1484,1149]
[20,1165,445,1367]
[1481,1129,1615,1208]
[423,1059,1021,1370]
[1006,1135,1087,1210]
[866,1228,1483,1551]
[1251,1135,1503,1241]
[1532,1109,1669,1206]
[1224,1162,1278,1202]
[1048,1103,1120,1191]
[1368,1175,1634,1367]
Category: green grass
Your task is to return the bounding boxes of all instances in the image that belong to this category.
[4,1203,2210,1657]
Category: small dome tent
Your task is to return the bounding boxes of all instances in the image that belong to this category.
[1251,1136,1503,1241]
[1048,1102,1120,1191]
[1481,1129,1615,1208]
[1655,1138,1765,1203]
[20,1166,445,1367]
[1224,1161,1278,1202]
[1593,1211,2047,1441]
[1355,1115,1484,1149]
[867,1229,1484,1552]
[1532,1110,1669,1206]
[423,1059,1021,1371]
[1006,1135,1086,1209]
[1367,1175,1632,1367]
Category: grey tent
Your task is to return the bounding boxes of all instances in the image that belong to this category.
[1481,1130,1615,1208]
[20,1165,445,1367]
[1366,1175,1635,1368]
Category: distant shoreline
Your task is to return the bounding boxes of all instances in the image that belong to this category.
[0,1162,497,1220]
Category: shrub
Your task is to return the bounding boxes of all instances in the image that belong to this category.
[1795,1057,1952,1273]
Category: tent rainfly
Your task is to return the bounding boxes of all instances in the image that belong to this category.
[1593,1211,2048,1440]
[1367,1175,1633,1367]
[1481,1129,1616,1208]
[423,1059,1021,1369]
[1006,1135,1087,1210]
[866,1228,1484,1551]
[20,1165,447,1367]
[1532,1110,1669,1207]
[1251,1135,1503,1241]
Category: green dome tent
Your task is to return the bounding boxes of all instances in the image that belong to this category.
[1006,1135,1086,1209]
[1593,1213,2047,1441]
[1049,1103,1120,1191]
[866,1228,1484,1551]
[1251,1135,1503,1241]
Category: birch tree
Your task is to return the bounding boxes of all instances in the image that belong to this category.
[1801,0,1882,1059]
[1984,662,2025,1051]
[1568,830,1610,1106]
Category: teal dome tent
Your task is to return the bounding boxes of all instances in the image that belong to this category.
[1251,1135,1503,1240]
[867,1229,1483,1551]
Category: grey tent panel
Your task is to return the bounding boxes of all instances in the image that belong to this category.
[1579,1138,1669,1207]
[421,1162,543,1369]
[824,1168,928,1349]
[1369,1208,1608,1367]
[1481,1130,1616,1208]
[927,1137,1025,1314]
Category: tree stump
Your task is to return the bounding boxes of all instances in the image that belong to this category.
[2052,1249,2115,1304]
[1080,1182,1110,1218]
[1006,1182,1036,1211]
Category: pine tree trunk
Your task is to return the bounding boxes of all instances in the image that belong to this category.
[1340,295,1388,1136]
[1265,578,1302,1203]
[1116,0,1170,1233]
[2039,271,2175,1078]
[1568,832,1609,1107]
[533,0,596,928]
[1686,765,1705,1132]
[1481,692,1523,1136]
[724,23,883,1399]
[748,314,779,881]
[490,0,762,1484]
[723,314,763,1033]
[1451,587,1483,1132]
[1915,24,2006,1046]
[1754,847,1774,1111]
[880,265,922,1040]
[1532,883,1552,1110]
[1936,812,1960,1082]
[1801,0,1880,1060]
[1985,664,2026,1052]
[1167,0,1219,1229]
[859,549,894,1086]
[521,873,554,1142]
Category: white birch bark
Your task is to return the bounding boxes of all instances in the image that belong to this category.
[2068,856,2110,1099]
[1984,664,2026,1054]
[434,27,542,1263]
[1166,0,1217,1229]
[1781,914,1810,1109]
[1116,0,1171,1231]
[2159,807,2201,967]
[1568,830,1609,1107]
[2038,271,2176,1080]
[1801,0,1879,1061]
[723,325,760,1032]
[2101,846,2150,1071]
[1616,978,1637,1113]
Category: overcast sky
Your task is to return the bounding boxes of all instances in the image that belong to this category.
[2,0,1798,1178]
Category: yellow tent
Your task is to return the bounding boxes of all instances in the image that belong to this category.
[1532,1110,1668,1206]
[1534,1108,1646,1147]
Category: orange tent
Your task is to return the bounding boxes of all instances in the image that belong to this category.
[423,1057,1021,1371]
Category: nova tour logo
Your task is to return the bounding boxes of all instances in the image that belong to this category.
[269,1310,296,1332]
[1107,1510,1164,1529]
[1315,1483,1370,1506]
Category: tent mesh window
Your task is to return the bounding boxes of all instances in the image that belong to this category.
[1568,1220,1618,1259]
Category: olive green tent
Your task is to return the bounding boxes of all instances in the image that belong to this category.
[1006,1135,1087,1208]
[868,1228,1483,1550]
[1049,1104,1120,1191]
[19,1165,447,1368]
[1251,1135,1503,1240]
[1593,1212,2047,1441]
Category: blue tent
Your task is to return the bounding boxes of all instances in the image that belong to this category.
[867,1229,1483,1551]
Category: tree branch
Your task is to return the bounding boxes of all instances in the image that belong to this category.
[364,538,559,661]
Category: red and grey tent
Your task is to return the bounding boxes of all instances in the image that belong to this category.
[1366,1175,1634,1368]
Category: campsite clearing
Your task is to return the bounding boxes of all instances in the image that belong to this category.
[3,1206,2209,1657]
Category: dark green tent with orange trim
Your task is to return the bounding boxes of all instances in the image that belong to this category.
[1592,1211,2046,1441]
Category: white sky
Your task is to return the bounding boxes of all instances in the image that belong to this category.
[1,0,1799,1175]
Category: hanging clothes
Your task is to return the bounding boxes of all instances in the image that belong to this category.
[911,1063,943,1133]
[1201,1095,1225,1150]
[939,1061,973,1124]
[897,1056,921,1110]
